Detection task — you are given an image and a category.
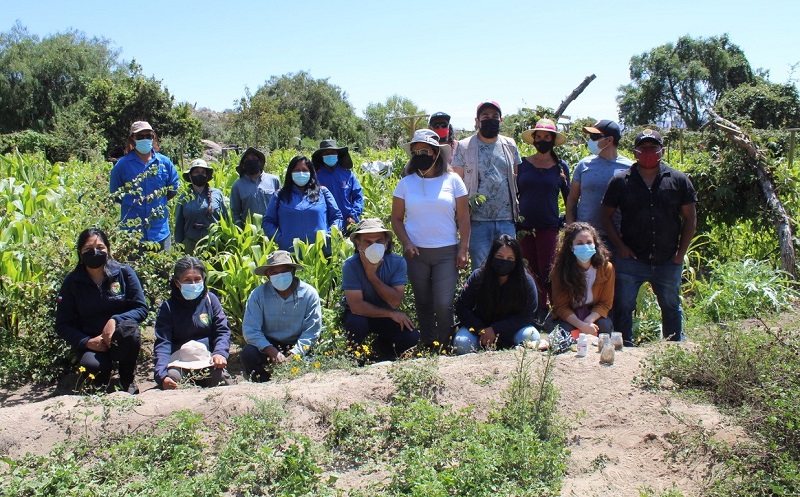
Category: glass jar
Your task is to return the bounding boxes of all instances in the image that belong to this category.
[611,332,624,351]
[597,333,610,353]
[600,335,615,365]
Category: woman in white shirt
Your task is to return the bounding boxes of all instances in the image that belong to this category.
[391,129,470,349]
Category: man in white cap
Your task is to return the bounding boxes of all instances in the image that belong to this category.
[110,121,180,251]
[452,101,522,271]
[240,250,321,382]
[342,218,418,359]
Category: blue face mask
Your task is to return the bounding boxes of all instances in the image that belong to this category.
[180,282,204,300]
[135,139,153,154]
[292,171,311,187]
[322,155,338,167]
[573,244,597,263]
[586,138,602,155]
[270,271,294,291]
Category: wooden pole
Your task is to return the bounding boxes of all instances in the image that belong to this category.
[554,75,596,119]
[705,110,797,278]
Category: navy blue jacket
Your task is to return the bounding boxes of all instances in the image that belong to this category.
[153,287,231,385]
[55,261,148,349]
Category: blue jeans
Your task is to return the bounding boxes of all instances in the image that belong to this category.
[451,325,540,355]
[613,257,683,345]
[469,220,516,271]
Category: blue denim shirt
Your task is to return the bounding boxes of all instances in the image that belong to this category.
[110,151,179,242]
[315,165,363,223]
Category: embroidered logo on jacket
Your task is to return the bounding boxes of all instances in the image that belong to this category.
[199,313,210,325]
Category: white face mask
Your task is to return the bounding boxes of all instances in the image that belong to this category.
[363,242,386,264]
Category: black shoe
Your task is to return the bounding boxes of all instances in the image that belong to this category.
[122,381,139,395]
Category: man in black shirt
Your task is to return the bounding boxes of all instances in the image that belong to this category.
[601,129,697,345]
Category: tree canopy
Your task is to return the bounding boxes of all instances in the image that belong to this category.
[617,34,755,129]
[363,95,425,149]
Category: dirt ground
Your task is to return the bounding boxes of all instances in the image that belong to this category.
[0,342,739,496]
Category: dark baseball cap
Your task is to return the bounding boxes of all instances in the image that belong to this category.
[634,129,664,147]
[476,101,502,118]
[429,112,451,124]
[583,119,621,141]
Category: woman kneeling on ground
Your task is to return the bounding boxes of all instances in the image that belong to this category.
[55,228,147,394]
[154,256,231,389]
[452,234,540,354]
[549,222,614,336]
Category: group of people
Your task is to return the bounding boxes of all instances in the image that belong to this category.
[56,102,697,393]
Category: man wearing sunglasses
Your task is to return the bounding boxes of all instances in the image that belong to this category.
[110,121,179,251]
[601,129,697,346]
[428,112,456,162]
[566,119,633,249]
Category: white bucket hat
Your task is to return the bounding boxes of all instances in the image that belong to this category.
[167,340,212,370]
[401,129,452,163]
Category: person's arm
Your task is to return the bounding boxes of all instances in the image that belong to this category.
[242,288,273,351]
[391,196,418,258]
[490,272,538,336]
[350,173,364,221]
[560,162,571,204]
[166,159,180,200]
[230,183,244,227]
[174,202,186,244]
[455,194,471,269]
[565,180,581,224]
[55,276,92,348]
[600,204,634,259]
[345,289,414,331]
[291,288,322,356]
[454,270,487,332]
[113,266,149,324]
[322,187,343,233]
[153,301,174,387]
[261,195,280,239]
[217,190,228,223]
[208,293,231,361]
[673,203,697,264]
[589,262,615,319]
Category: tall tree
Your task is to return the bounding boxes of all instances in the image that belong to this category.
[0,22,119,133]
[716,79,800,129]
[363,95,425,149]
[617,34,754,129]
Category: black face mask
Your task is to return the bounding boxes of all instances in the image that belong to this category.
[190,175,208,187]
[244,159,261,175]
[479,119,501,139]
[410,155,435,175]
[533,140,554,154]
[81,249,108,269]
[491,257,515,276]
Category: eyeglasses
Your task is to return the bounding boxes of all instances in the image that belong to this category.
[589,133,604,141]
[134,133,154,140]
[430,121,449,129]
[410,149,436,156]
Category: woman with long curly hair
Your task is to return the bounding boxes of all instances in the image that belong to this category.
[550,222,614,336]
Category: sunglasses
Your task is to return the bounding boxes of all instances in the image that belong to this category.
[589,133,605,141]
[430,121,449,129]
[410,149,436,156]
[134,133,154,140]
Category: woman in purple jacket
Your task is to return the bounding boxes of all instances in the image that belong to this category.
[154,256,231,389]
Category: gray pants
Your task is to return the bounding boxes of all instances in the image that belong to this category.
[406,245,458,347]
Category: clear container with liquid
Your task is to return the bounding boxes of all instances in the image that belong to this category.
[597,333,610,353]
[611,331,624,351]
[599,334,615,365]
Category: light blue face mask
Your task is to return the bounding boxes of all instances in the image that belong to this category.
[180,282,204,300]
[292,171,311,187]
[586,138,602,155]
[270,271,294,291]
[135,139,153,154]
[322,155,338,166]
[573,243,597,263]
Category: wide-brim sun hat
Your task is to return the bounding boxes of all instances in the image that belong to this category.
[311,139,353,170]
[401,129,452,163]
[167,340,212,370]
[182,158,215,182]
[521,118,567,146]
[254,250,304,276]
[349,218,393,241]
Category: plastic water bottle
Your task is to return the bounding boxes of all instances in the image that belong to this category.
[576,333,588,358]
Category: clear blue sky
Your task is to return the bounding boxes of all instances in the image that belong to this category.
[3,0,799,130]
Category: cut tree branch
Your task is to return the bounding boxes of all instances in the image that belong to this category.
[704,109,797,278]
[554,74,596,119]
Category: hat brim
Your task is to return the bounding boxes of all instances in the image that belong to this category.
[521,129,567,146]
[311,147,353,170]
[582,126,602,135]
[167,359,212,370]
[182,166,214,182]
[349,227,392,241]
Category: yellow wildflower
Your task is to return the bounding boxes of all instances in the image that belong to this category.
[362,345,370,355]
[313,362,321,369]
[432,341,440,347]
[291,367,299,375]
[78,366,86,373]
[293,353,302,361]
[87,373,95,380]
